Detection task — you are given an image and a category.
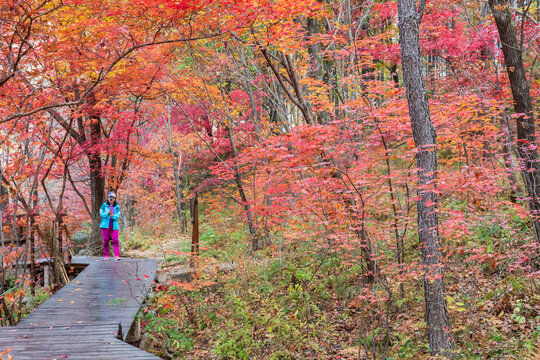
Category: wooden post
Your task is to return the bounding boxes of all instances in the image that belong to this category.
[190,193,199,268]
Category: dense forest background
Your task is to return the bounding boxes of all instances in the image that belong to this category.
[1,0,540,358]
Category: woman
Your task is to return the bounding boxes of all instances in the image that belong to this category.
[99,191,121,260]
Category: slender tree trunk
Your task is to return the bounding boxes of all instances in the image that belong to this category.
[226,126,258,250]
[488,0,540,242]
[306,16,331,124]
[397,0,455,357]
[166,106,185,233]
[501,115,521,202]
[172,156,185,232]
[378,127,405,298]
[332,170,377,282]
[239,50,263,142]
[190,194,199,267]
[258,47,315,126]
[30,189,37,294]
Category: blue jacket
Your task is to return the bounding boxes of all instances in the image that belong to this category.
[99,202,121,230]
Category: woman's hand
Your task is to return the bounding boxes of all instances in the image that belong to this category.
[109,210,112,216]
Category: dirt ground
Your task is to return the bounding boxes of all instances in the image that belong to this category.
[122,232,191,263]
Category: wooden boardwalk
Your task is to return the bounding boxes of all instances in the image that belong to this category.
[0,256,161,359]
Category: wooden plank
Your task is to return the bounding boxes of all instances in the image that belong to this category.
[18,257,156,334]
[0,256,160,359]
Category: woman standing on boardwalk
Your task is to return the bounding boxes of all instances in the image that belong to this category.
[100,191,121,260]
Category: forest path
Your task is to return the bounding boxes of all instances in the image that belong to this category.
[0,256,160,360]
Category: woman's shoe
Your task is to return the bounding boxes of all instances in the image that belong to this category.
[115,257,120,261]
[104,257,109,261]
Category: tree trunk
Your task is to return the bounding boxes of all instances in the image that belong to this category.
[172,156,185,233]
[306,16,331,124]
[166,108,185,233]
[488,0,540,242]
[501,115,521,202]
[53,216,69,288]
[259,47,315,126]
[397,0,455,357]
[190,194,199,267]
[48,106,105,253]
[89,154,105,253]
[30,188,38,294]
[226,126,258,250]
[239,50,263,142]
[88,108,105,254]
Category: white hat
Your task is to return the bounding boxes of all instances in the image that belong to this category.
[108,191,116,198]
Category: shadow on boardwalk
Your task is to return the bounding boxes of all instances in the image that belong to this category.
[0,256,161,360]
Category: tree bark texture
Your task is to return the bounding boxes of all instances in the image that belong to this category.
[488,0,540,242]
[88,104,105,254]
[397,0,455,357]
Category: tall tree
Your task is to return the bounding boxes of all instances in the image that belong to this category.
[397,0,455,357]
[488,0,540,242]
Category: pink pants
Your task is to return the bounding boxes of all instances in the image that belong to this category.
[101,228,119,258]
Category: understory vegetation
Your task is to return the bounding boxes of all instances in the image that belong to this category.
[137,207,539,360]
